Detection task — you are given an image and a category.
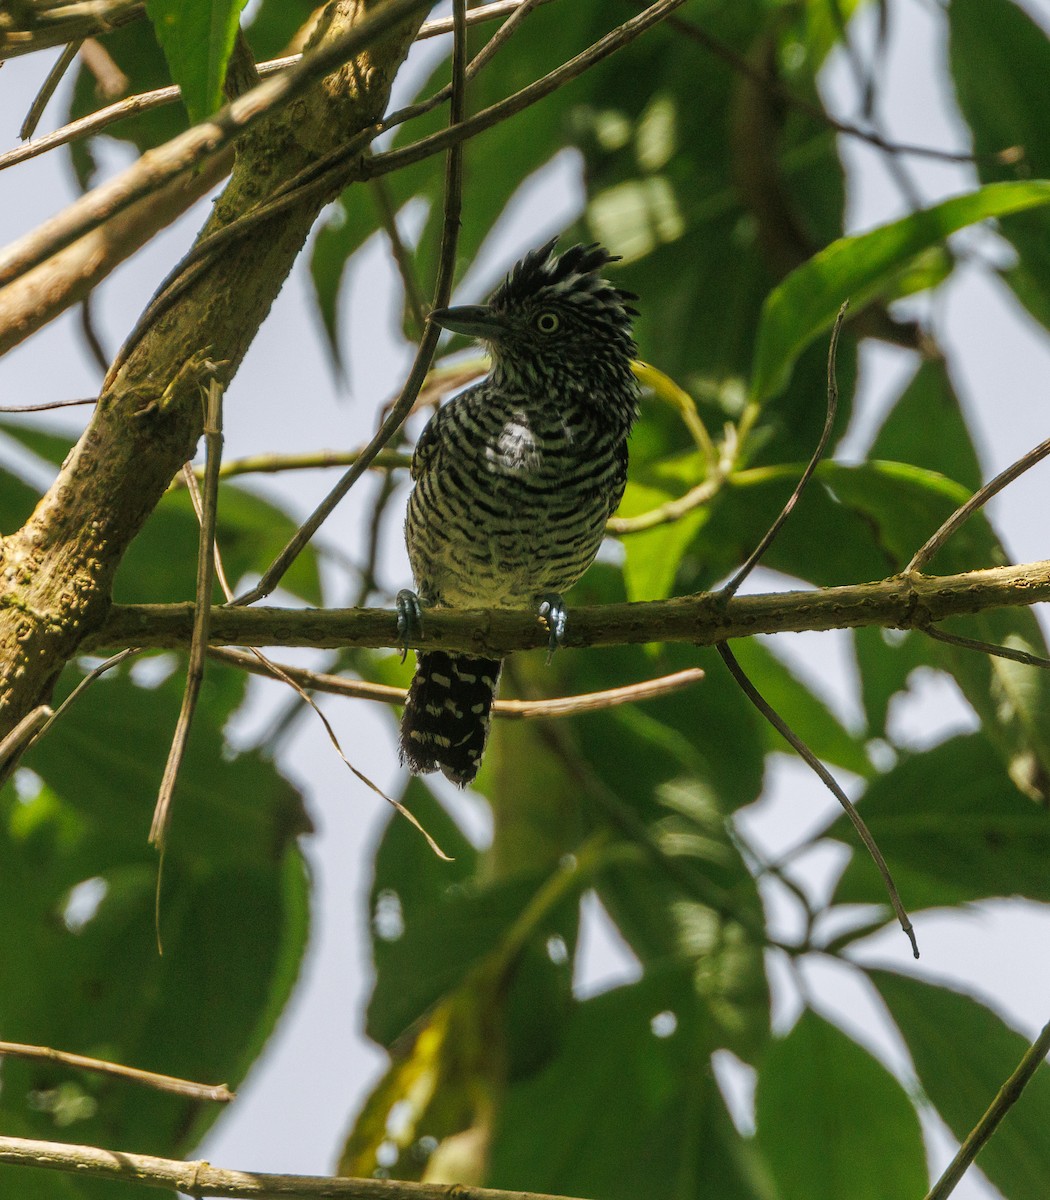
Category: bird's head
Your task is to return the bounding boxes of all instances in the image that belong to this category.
[429,241,639,423]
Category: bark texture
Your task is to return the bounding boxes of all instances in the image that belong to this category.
[0,0,428,735]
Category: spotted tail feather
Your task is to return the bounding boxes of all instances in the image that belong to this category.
[399,651,502,786]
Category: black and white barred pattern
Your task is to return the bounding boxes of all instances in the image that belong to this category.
[400,242,639,786]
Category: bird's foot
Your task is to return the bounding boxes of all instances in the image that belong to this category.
[537,592,568,664]
[396,589,426,663]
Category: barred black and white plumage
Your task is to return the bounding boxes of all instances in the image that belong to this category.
[399,241,640,786]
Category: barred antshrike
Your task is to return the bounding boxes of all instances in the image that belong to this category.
[397,241,639,785]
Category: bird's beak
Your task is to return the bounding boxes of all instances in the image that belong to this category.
[429,304,506,340]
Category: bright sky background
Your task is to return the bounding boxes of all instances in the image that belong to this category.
[3,3,1050,1198]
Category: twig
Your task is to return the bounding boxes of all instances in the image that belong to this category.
[78,35,129,98]
[371,178,427,335]
[354,466,400,607]
[721,300,847,599]
[0,1,553,175]
[182,469,447,860]
[208,647,704,718]
[0,0,436,290]
[19,40,82,141]
[667,13,1010,167]
[149,379,223,851]
[0,647,141,791]
[385,0,549,128]
[78,294,109,373]
[0,1042,232,1103]
[907,432,1050,574]
[0,1134,586,1200]
[631,360,719,471]
[535,718,779,949]
[0,396,97,413]
[923,625,1050,669]
[0,706,53,770]
[85,558,1050,656]
[0,1,142,60]
[418,0,555,40]
[716,641,918,957]
[169,448,411,488]
[366,0,689,180]
[923,1016,1050,1200]
[607,476,721,534]
[231,0,471,607]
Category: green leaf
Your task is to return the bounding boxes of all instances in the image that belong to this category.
[617,450,710,600]
[115,483,322,605]
[867,357,983,492]
[830,734,1050,912]
[949,0,1050,330]
[0,662,310,1160]
[145,0,248,124]
[0,420,322,605]
[751,180,1050,402]
[67,18,189,190]
[489,971,775,1200]
[729,638,871,777]
[754,1009,927,1200]
[311,3,596,363]
[872,969,1050,1200]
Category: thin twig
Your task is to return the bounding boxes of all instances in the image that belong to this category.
[716,641,918,957]
[386,0,549,127]
[0,647,142,791]
[208,647,704,718]
[923,625,1050,670]
[78,294,109,373]
[907,432,1050,574]
[0,706,53,770]
[169,448,411,488]
[0,0,436,290]
[0,1,553,174]
[534,717,782,950]
[608,476,721,534]
[721,300,848,600]
[667,13,1012,167]
[0,396,97,413]
[184,477,447,861]
[0,1134,586,1200]
[355,468,400,607]
[20,40,83,141]
[367,0,689,180]
[371,178,427,335]
[924,1016,1050,1200]
[0,1042,232,1104]
[231,0,471,607]
[149,379,223,851]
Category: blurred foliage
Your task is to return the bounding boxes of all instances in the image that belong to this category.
[4,0,1050,1198]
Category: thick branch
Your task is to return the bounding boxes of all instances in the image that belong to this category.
[85,560,1050,654]
[0,0,430,738]
[0,1135,581,1200]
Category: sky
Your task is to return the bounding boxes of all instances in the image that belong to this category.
[3,3,1050,1198]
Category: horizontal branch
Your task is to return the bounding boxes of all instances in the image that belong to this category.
[0,1041,231,1103]
[0,1134,582,1200]
[209,647,704,717]
[84,559,1050,655]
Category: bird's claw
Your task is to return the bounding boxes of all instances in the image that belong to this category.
[538,592,568,664]
[396,589,425,663]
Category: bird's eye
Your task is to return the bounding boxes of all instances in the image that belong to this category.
[535,311,560,334]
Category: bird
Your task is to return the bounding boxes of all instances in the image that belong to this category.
[397,240,640,786]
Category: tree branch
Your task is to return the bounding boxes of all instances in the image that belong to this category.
[0,0,432,739]
[84,559,1050,655]
[0,1134,585,1200]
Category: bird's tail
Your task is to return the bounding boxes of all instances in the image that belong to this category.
[399,650,502,786]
